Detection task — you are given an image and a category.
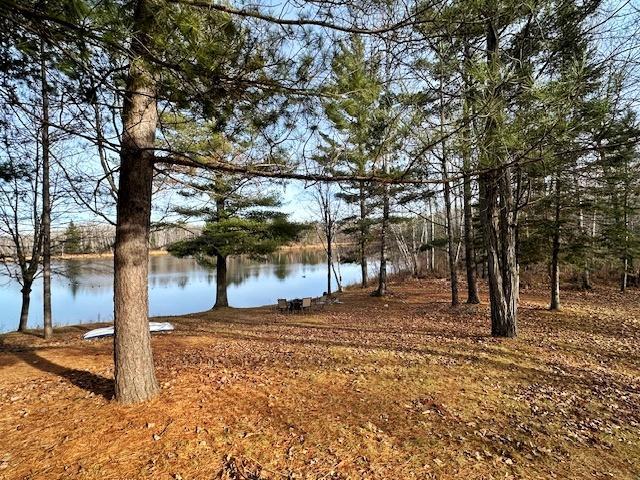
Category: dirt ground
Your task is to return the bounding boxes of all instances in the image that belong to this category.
[0,278,639,479]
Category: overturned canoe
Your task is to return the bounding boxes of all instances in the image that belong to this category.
[83,322,175,340]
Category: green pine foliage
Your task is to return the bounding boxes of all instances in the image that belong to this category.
[167,175,307,263]
[63,221,83,254]
[594,108,640,278]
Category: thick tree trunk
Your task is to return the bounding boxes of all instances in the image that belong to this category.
[550,177,561,310]
[480,170,519,337]
[359,181,368,288]
[481,12,518,338]
[113,0,159,404]
[213,193,228,308]
[41,41,53,340]
[18,282,33,332]
[214,253,229,308]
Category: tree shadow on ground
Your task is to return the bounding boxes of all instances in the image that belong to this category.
[178,327,640,398]
[12,349,113,399]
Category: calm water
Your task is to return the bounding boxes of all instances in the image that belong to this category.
[0,251,377,333]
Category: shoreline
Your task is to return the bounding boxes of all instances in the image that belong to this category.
[3,243,356,262]
[52,243,350,260]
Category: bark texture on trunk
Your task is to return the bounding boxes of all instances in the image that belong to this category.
[480,11,518,338]
[113,0,159,404]
[18,283,33,332]
[41,40,53,340]
[214,253,229,308]
[480,169,519,337]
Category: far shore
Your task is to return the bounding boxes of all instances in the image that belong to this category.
[49,242,348,261]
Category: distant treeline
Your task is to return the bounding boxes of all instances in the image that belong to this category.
[0,222,327,257]
[0,223,200,257]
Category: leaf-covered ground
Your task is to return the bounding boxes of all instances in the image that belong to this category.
[0,278,639,479]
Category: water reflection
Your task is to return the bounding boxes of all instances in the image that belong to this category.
[63,261,83,298]
[0,250,380,333]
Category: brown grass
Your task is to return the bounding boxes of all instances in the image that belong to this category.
[0,278,639,479]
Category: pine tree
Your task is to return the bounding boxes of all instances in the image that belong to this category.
[168,175,306,308]
[319,36,382,288]
[594,107,640,291]
[64,221,83,254]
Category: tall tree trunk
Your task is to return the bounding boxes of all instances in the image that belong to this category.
[326,221,332,296]
[461,42,480,304]
[480,169,519,337]
[359,180,368,287]
[429,197,435,271]
[375,181,389,296]
[621,175,629,293]
[463,172,480,304]
[480,11,518,337]
[113,0,159,404]
[550,176,561,310]
[41,39,53,340]
[18,281,33,332]
[441,165,459,306]
[214,253,229,307]
[438,62,459,307]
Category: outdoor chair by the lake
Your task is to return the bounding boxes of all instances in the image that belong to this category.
[314,295,327,310]
[277,298,288,314]
[277,297,312,314]
[302,297,312,312]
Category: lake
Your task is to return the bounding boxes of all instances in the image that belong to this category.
[0,250,381,333]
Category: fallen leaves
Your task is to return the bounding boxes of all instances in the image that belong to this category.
[0,279,639,479]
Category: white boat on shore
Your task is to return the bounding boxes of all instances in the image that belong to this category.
[83,322,175,340]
